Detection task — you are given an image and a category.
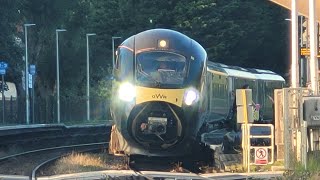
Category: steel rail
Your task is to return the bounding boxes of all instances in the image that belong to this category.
[129,163,154,180]
[31,144,107,180]
[128,158,208,180]
[31,155,62,180]
[0,142,108,161]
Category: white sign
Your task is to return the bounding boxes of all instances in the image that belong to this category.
[254,147,268,165]
[29,64,36,75]
[22,70,25,91]
[28,74,32,89]
[0,69,6,75]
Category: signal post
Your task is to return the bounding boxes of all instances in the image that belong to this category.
[236,89,274,172]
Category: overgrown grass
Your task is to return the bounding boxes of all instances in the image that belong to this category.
[284,152,320,179]
[45,152,127,175]
[248,161,284,172]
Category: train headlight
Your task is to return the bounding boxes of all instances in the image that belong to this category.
[158,39,169,48]
[184,88,199,106]
[118,82,136,102]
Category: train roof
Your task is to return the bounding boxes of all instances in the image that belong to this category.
[207,62,227,74]
[207,61,285,82]
[121,29,206,57]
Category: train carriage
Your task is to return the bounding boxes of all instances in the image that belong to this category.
[206,61,285,124]
[110,29,285,157]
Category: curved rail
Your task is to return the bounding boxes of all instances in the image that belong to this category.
[128,156,208,180]
[31,155,61,180]
[129,162,154,180]
[31,142,108,180]
[0,142,108,161]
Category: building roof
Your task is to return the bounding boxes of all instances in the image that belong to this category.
[269,0,320,23]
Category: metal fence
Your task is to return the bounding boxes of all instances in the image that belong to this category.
[1,95,111,125]
[0,96,19,124]
[274,88,312,169]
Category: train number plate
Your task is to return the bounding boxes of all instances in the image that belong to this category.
[148,117,167,124]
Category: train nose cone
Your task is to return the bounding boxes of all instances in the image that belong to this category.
[130,102,183,149]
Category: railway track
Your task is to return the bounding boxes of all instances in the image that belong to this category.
[0,124,272,179]
[128,155,210,180]
[0,142,108,180]
[0,124,111,161]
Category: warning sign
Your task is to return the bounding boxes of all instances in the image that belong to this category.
[254,147,268,165]
[300,48,320,57]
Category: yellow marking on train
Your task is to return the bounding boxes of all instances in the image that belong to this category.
[135,47,156,54]
[118,45,133,52]
[136,86,185,107]
[207,69,228,76]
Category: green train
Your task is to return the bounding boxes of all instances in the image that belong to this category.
[109,29,284,157]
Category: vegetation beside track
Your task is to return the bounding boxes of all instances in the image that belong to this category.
[41,152,127,176]
[284,152,320,179]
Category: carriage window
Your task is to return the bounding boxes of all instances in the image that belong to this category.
[119,48,134,79]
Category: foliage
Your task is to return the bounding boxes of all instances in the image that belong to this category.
[1,0,289,102]
[0,0,24,85]
[284,152,320,179]
[90,65,113,100]
[173,0,289,74]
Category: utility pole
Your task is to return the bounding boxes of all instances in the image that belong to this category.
[309,0,318,95]
[24,23,35,124]
[291,0,299,88]
[112,37,121,68]
[56,29,66,123]
[86,33,96,121]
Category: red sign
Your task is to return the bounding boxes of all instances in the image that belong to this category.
[255,147,268,165]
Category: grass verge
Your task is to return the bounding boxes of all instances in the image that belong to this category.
[284,152,320,179]
[44,152,127,175]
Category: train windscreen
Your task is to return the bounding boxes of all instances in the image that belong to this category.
[136,51,187,87]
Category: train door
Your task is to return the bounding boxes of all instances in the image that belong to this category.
[257,80,265,120]
[227,76,233,109]
[257,80,264,106]
[206,71,213,111]
[220,75,229,115]
[209,71,229,116]
[254,80,259,104]
[263,81,274,120]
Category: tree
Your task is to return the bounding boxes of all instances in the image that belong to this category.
[173,0,289,75]
[1,0,291,122]
[0,0,24,85]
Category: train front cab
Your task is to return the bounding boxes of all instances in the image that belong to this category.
[110,29,208,156]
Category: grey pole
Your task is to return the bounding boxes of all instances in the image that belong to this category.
[24,23,35,125]
[309,0,318,95]
[86,33,96,121]
[299,16,304,87]
[290,0,299,88]
[32,75,35,123]
[112,37,121,68]
[2,74,4,124]
[56,29,66,124]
